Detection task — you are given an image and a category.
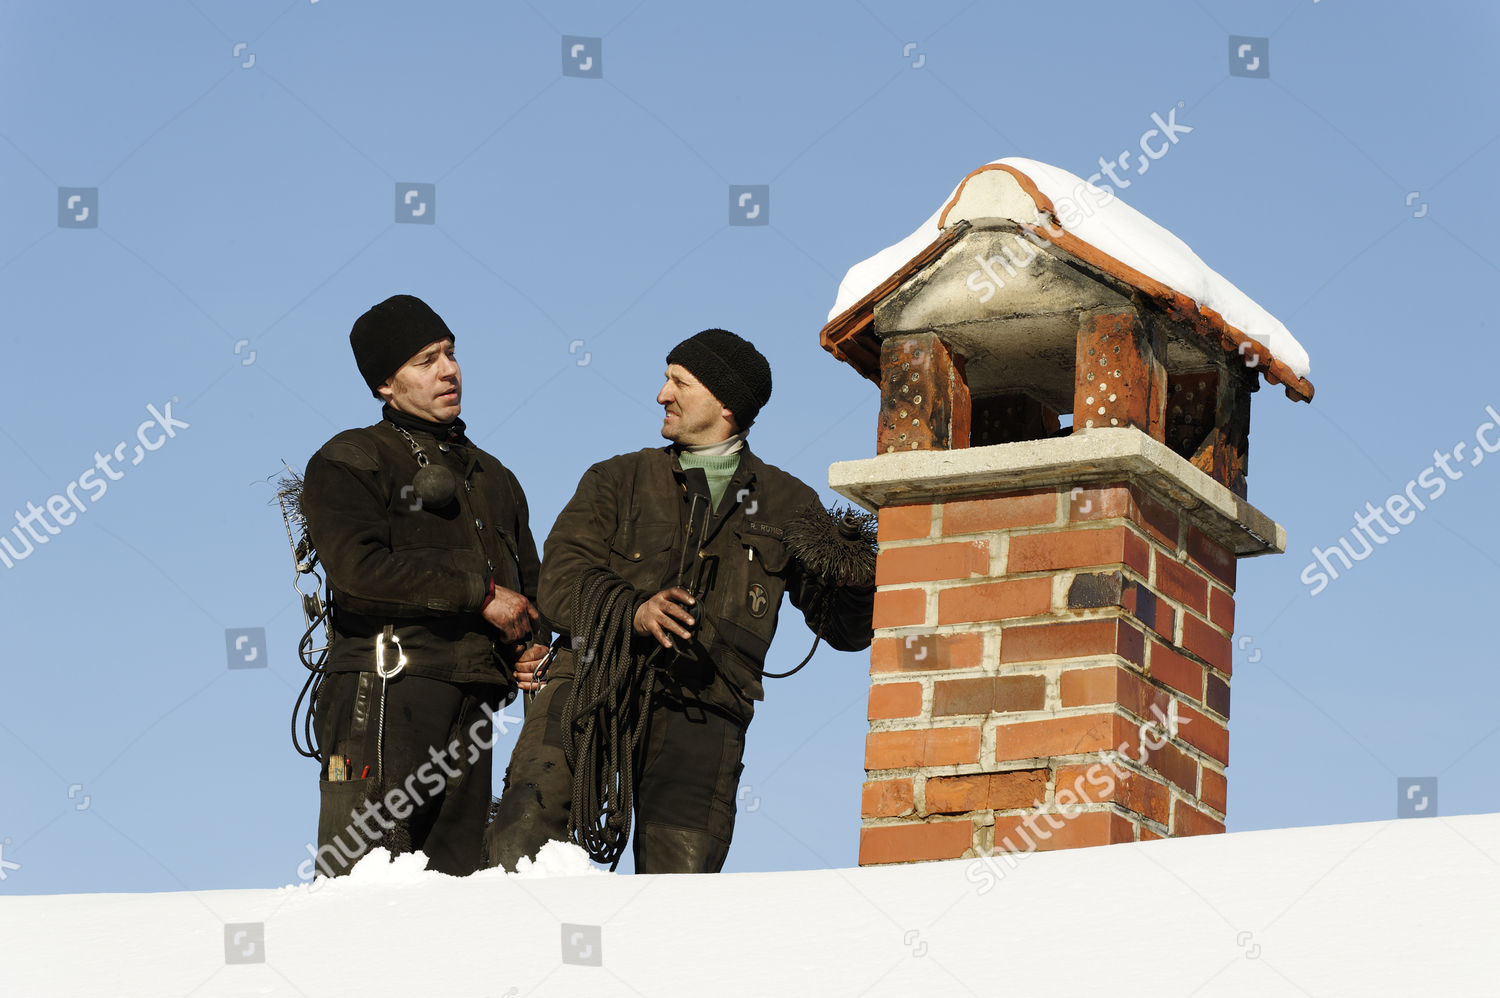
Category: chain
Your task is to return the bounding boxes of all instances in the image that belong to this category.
[387,421,430,467]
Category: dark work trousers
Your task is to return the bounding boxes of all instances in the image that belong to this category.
[484,677,748,873]
[312,670,503,878]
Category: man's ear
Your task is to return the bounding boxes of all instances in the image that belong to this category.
[722,405,740,434]
[376,380,395,403]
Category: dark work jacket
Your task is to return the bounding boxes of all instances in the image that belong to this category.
[539,445,874,722]
[300,409,541,688]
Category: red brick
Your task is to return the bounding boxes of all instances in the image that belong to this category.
[1001,618,1145,668]
[1172,799,1225,837]
[873,588,926,629]
[990,769,1049,809]
[938,576,1052,624]
[1130,488,1181,549]
[859,820,972,864]
[1208,585,1235,631]
[933,675,1045,716]
[1058,666,1169,727]
[1187,526,1236,588]
[1119,773,1171,827]
[1054,810,1137,850]
[1148,741,1199,795]
[1008,525,1149,575]
[878,503,934,542]
[1069,482,1179,547]
[1055,763,1169,826]
[1124,531,1150,577]
[868,682,922,720]
[933,677,997,716]
[1155,555,1209,615]
[1123,677,1172,728]
[942,490,1057,534]
[1067,483,1132,522]
[876,540,989,586]
[870,631,984,673]
[1140,827,1164,841]
[1150,599,1175,642]
[865,726,981,770]
[925,769,1047,814]
[924,774,991,814]
[1201,767,1228,814]
[1059,666,1118,708]
[1053,763,1120,805]
[992,809,1134,852]
[1205,673,1230,719]
[993,712,1136,761]
[1181,613,1232,672]
[1149,641,1204,701]
[1177,703,1230,766]
[862,778,915,818]
[1124,584,1174,640]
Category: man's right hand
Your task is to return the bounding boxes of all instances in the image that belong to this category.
[633,587,696,649]
[484,586,540,643]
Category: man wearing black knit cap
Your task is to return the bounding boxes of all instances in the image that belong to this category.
[484,328,873,874]
[298,293,547,877]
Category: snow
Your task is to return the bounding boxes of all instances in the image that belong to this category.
[512,839,607,879]
[828,157,1312,379]
[340,846,433,886]
[4,812,1495,996]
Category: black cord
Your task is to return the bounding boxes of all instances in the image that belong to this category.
[758,634,821,679]
[558,570,661,871]
[758,585,838,679]
[290,601,331,761]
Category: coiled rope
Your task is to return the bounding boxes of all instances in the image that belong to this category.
[559,569,661,870]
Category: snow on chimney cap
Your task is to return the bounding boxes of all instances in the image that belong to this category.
[822,158,1314,403]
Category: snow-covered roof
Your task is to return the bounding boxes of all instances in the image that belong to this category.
[823,158,1314,402]
[3,813,1493,996]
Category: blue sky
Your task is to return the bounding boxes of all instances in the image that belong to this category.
[1,0,1496,895]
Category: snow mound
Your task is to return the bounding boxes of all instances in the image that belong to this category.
[344,846,432,884]
[828,157,1311,379]
[511,839,607,879]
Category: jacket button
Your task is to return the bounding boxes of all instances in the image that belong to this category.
[438,443,450,453]
[475,518,485,530]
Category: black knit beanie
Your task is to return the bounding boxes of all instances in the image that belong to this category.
[349,294,456,397]
[666,328,773,429]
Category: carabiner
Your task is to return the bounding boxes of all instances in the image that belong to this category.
[376,628,408,679]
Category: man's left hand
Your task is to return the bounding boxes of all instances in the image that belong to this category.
[513,643,550,692]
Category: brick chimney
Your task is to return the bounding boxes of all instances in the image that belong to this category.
[820,162,1313,866]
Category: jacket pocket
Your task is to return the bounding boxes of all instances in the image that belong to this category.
[610,520,680,565]
[736,526,790,574]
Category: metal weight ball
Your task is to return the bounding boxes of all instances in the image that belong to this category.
[412,463,457,509]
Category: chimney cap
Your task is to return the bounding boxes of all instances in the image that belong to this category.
[821,159,1314,404]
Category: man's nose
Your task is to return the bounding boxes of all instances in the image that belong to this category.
[656,382,672,405]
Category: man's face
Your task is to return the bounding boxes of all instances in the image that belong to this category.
[378,338,461,423]
[657,364,735,445]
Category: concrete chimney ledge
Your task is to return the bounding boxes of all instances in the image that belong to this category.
[829,427,1283,558]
